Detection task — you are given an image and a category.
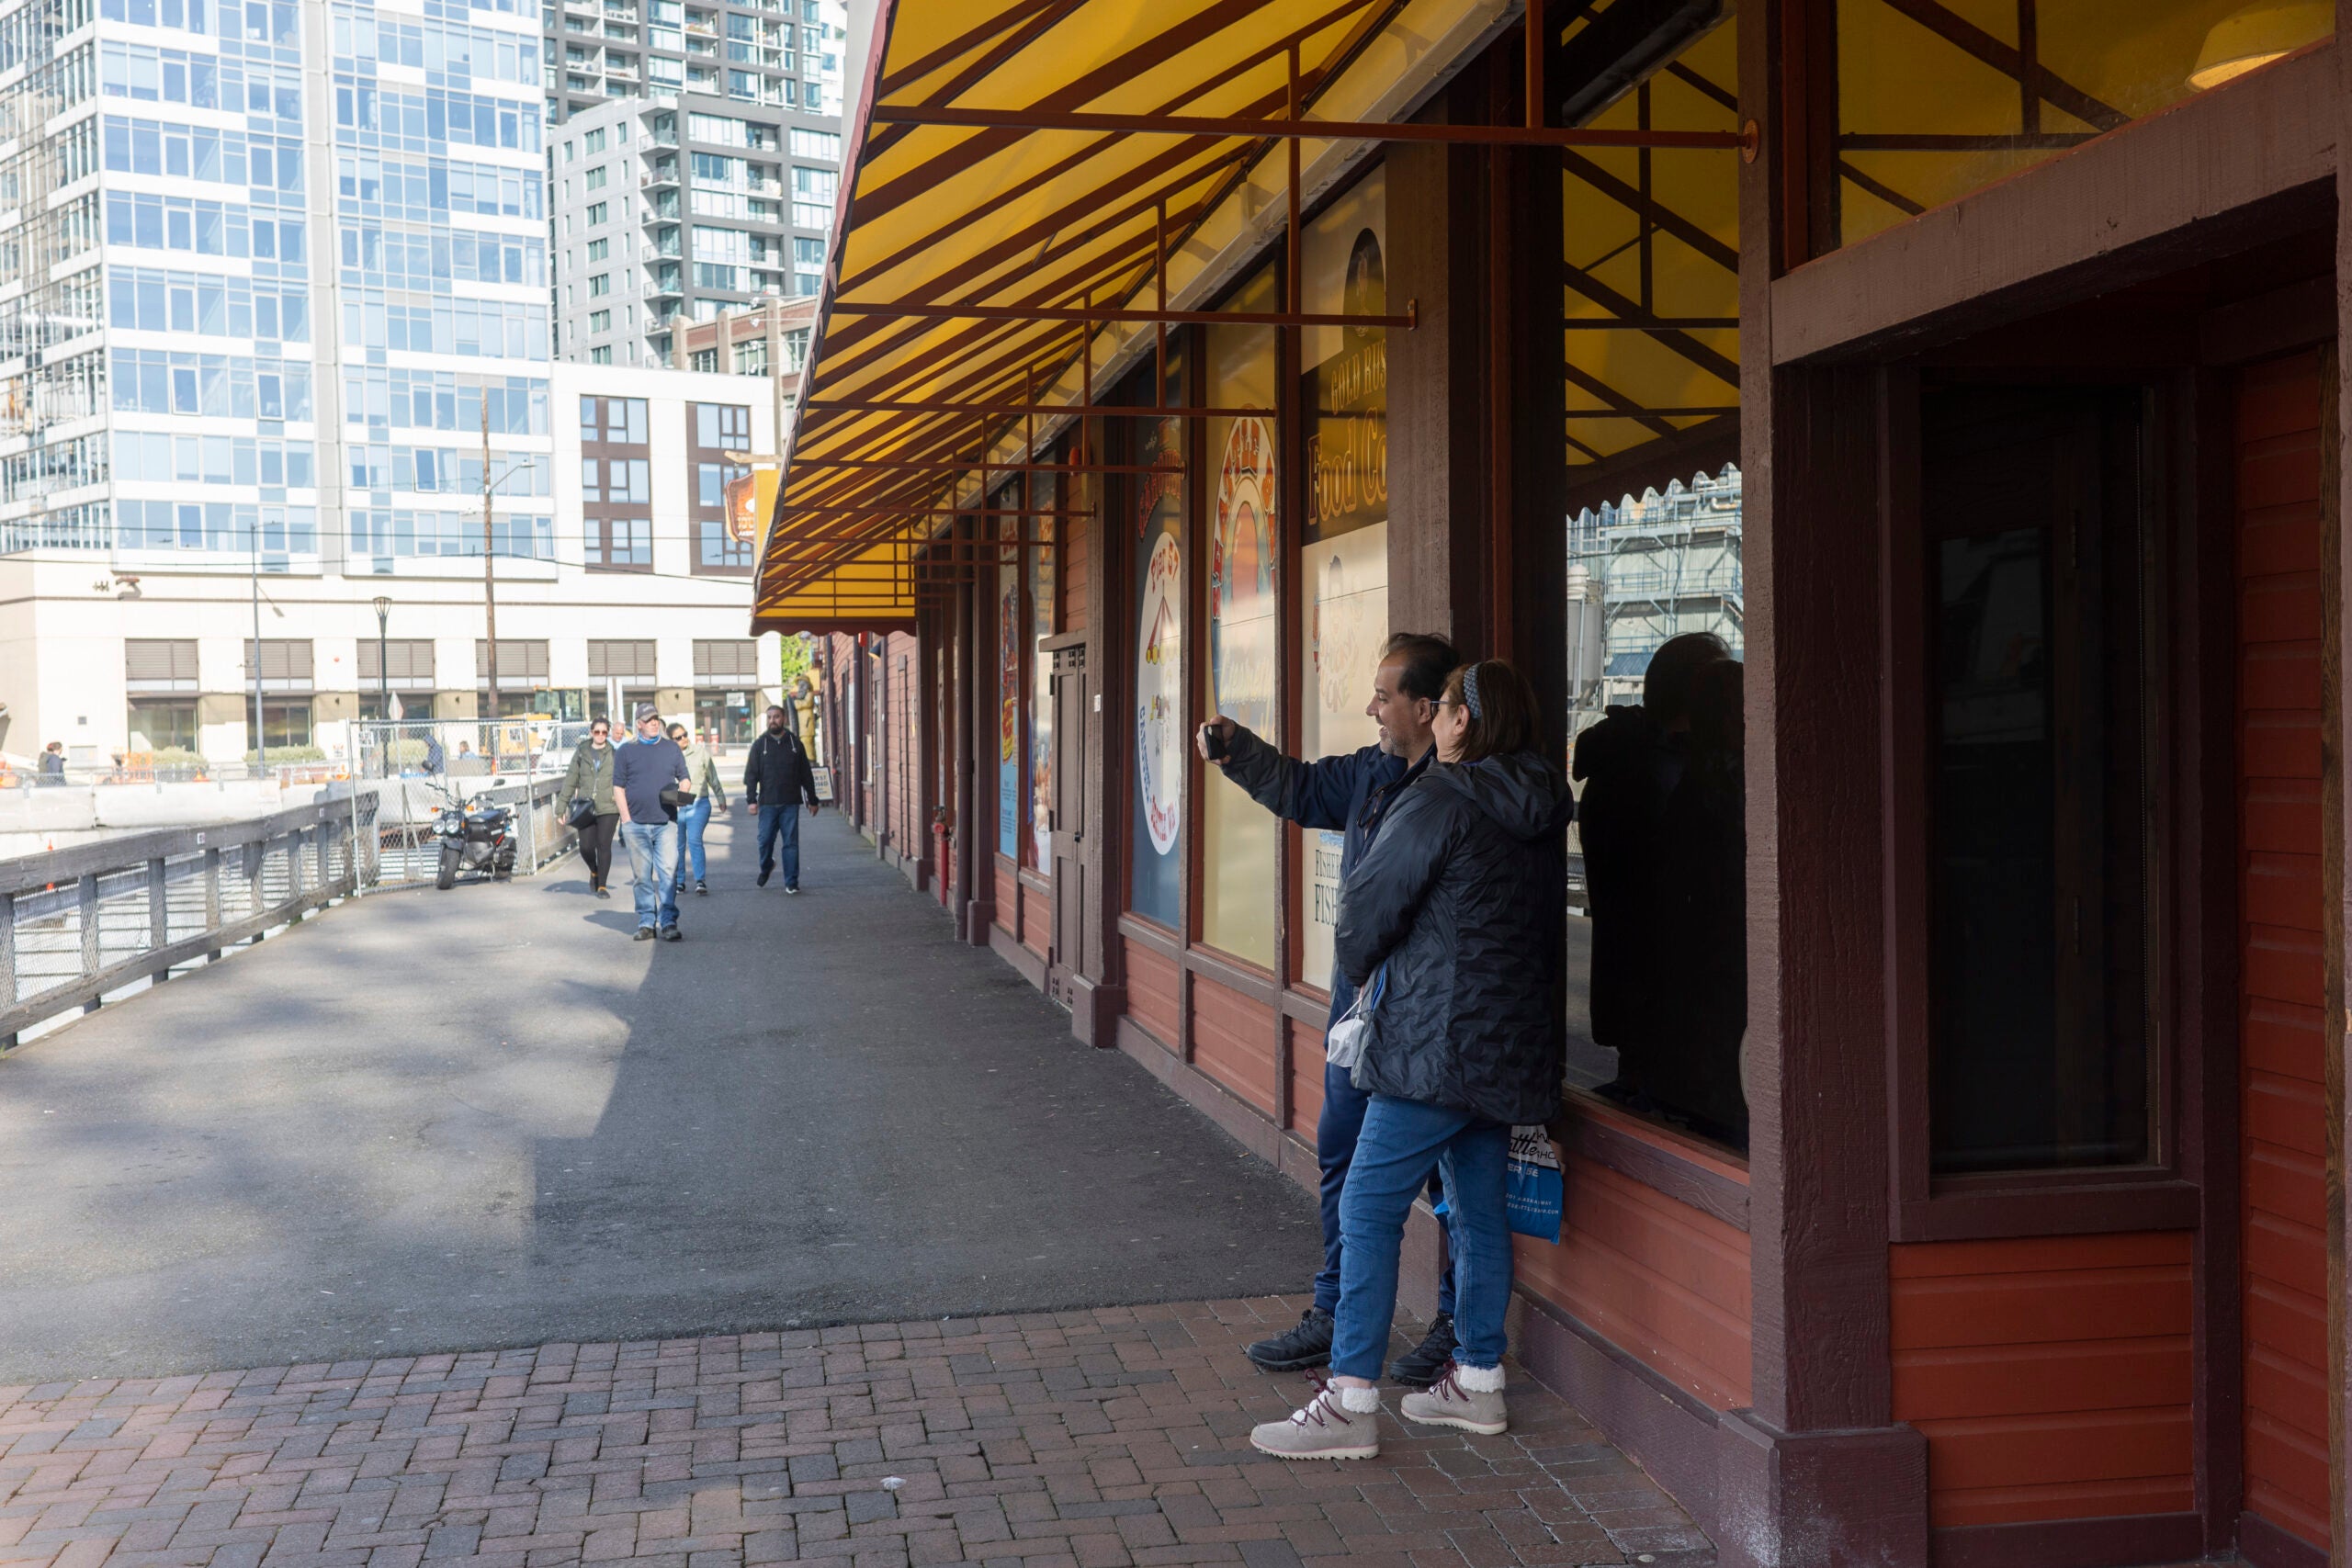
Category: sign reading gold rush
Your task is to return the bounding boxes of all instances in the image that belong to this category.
[1305,228,1388,540]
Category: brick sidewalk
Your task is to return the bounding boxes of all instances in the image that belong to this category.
[0,1298,1713,1568]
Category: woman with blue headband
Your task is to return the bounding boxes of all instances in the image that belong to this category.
[1250,658,1573,1460]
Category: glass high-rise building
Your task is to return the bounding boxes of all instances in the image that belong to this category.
[540,0,842,366]
[0,0,555,570]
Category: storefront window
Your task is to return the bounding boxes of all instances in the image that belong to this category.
[996,490,1022,860]
[1923,386,2151,1172]
[1027,470,1056,870]
[127,698,198,753]
[1566,463,1747,1146]
[1832,0,2333,250]
[1201,265,1280,965]
[1297,167,1388,990]
[1130,404,1186,929]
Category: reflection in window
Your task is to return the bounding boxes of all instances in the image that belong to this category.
[1924,388,2150,1173]
[1566,465,1747,1147]
[1833,0,2334,248]
[1200,265,1280,965]
[1297,165,1387,990]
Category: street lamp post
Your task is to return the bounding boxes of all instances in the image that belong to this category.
[371,596,391,735]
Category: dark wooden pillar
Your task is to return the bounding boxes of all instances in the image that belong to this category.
[1719,4,1926,1564]
[1072,452,1125,1043]
[1386,122,1488,649]
[2327,18,2349,1546]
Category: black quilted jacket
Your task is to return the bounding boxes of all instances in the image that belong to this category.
[1333,751,1573,1125]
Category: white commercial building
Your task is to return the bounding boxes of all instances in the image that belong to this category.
[0,359,791,766]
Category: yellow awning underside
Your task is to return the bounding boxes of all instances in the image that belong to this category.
[754,0,1750,629]
[752,0,1416,631]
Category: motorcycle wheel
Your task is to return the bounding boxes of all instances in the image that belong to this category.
[436,843,460,890]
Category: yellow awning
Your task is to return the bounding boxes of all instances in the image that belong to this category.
[754,0,1480,632]
[754,0,1749,630]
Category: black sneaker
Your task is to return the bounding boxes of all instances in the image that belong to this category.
[1385,1312,1458,1387]
[1244,1306,1335,1372]
[695,880,707,896]
[785,884,800,895]
[660,925,682,942]
[757,867,772,887]
[634,927,655,941]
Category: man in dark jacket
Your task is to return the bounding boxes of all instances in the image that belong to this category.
[1571,632,1724,1108]
[1199,632,1463,1383]
[744,704,820,891]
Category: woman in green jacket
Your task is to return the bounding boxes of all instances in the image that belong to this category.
[668,723,729,896]
[560,719,619,897]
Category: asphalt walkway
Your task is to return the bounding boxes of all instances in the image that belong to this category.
[0,813,1321,1384]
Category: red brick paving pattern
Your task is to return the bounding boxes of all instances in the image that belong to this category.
[0,1299,1713,1568]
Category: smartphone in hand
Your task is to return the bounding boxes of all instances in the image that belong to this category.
[1200,722,1229,761]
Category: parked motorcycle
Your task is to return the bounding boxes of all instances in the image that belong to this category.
[431,784,518,888]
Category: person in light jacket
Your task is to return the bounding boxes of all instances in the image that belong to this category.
[668,722,728,897]
[1251,659,1571,1462]
[560,717,619,898]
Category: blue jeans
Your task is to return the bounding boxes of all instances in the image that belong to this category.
[621,818,680,931]
[673,795,713,884]
[1329,1095,1511,1381]
[756,803,801,885]
[1316,1059,1455,1319]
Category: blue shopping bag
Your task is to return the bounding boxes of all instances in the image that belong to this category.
[1504,1126,1564,1243]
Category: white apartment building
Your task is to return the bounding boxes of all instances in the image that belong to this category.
[0,359,792,765]
[548,91,838,367]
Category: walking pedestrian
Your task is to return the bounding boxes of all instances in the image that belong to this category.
[743,704,819,891]
[1199,632,1467,1385]
[668,721,728,896]
[1250,659,1571,1460]
[560,716,620,898]
[612,703,689,941]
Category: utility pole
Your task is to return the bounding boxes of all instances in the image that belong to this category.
[249,517,266,773]
[477,394,496,738]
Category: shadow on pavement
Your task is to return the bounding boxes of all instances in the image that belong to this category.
[0,813,1319,1382]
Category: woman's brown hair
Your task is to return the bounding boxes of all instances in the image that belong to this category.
[1442,659,1541,763]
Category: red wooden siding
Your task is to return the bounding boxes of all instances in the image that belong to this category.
[994,857,1018,935]
[1889,1232,2193,1529]
[1286,1019,1325,1136]
[1021,878,1051,961]
[1513,1156,1752,1412]
[2233,348,2333,1555]
[1123,938,1181,1050]
[1190,973,1276,1115]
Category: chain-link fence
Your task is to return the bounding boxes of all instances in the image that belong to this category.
[352,720,589,888]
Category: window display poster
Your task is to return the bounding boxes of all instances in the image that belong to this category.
[1027,485,1056,871]
[1299,164,1388,988]
[998,545,1020,858]
[1131,415,1184,928]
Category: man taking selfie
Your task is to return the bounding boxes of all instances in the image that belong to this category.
[1199,632,1464,1384]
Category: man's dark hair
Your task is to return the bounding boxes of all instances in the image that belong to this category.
[1381,632,1462,704]
[1645,632,1731,724]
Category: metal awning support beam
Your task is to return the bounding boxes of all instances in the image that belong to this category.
[867,102,1755,152]
[801,400,1271,417]
[828,299,1417,329]
[775,504,1099,516]
[790,458,1168,473]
